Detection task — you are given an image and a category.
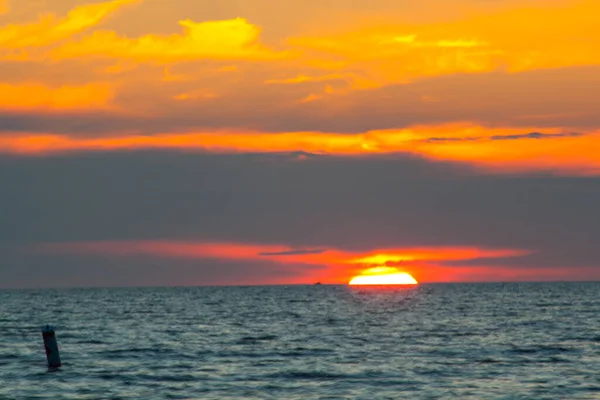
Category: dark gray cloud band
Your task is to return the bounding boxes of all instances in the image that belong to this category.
[1,149,599,288]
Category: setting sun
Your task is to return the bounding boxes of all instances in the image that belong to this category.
[349,267,418,285]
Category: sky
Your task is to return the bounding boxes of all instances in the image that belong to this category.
[1,0,600,288]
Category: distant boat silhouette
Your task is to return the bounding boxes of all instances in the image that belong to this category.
[314,282,322,285]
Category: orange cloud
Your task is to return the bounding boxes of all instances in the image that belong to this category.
[265,72,378,94]
[0,0,8,15]
[218,65,238,72]
[34,240,531,283]
[288,0,600,86]
[413,130,600,175]
[299,93,321,103]
[265,73,354,85]
[51,18,283,62]
[103,60,139,74]
[163,67,189,82]
[0,82,114,111]
[289,33,498,86]
[173,90,217,101]
[1,124,599,175]
[0,0,139,59]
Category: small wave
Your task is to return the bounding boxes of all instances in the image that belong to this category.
[134,373,204,382]
[235,334,278,344]
[202,301,223,306]
[477,357,500,364]
[547,356,571,363]
[507,344,574,355]
[0,354,21,360]
[285,347,335,356]
[509,347,537,354]
[268,371,349,380]
[100,347,178,359]
[58,333,84,339]
[103,348,156,354]
[98,373,121,381]
[77,339,105,345]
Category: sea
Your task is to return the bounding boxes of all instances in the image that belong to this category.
[1,283,599,399]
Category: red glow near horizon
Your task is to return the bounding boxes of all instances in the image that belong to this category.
[32,240,536,284]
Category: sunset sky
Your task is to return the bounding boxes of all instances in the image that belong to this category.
[1,0,600,288]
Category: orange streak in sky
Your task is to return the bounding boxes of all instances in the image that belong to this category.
[418,134,600,175]
[0,83,114,111]
[35,241,532,283]
[2,124,600,174]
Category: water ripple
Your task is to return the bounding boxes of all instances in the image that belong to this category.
[1,283,600,399]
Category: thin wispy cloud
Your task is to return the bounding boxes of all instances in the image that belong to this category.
[425,132,585,143]
[260,249,326,256]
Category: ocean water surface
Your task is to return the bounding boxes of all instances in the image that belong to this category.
[1,283,599,399]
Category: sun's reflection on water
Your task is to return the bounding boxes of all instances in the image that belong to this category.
[347,283,422,312]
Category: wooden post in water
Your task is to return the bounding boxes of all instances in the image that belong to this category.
[41,325,62,369]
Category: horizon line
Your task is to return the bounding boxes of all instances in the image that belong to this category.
[2,280,600,291]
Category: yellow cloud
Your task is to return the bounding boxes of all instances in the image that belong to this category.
[385,35,417,44]
[51,18,283,62]
[0,82,114,111]
[0,0,139,54]
[377,35,487,48]
[432,40,488,48]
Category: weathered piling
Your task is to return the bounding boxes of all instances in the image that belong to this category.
[41,325,62,369]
